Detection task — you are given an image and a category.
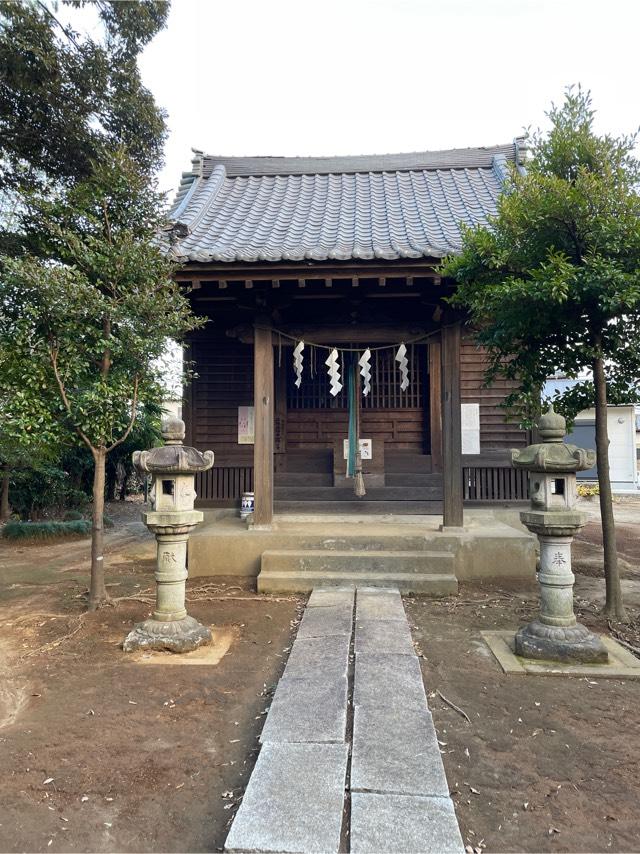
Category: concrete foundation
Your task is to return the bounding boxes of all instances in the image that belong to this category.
[188,509,536,591]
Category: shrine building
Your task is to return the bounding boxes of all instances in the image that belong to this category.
[167,141,536,589]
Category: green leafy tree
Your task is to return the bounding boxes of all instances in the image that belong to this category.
[0,153,203,608]
[0,343,67,520]
[0,0,168,195]
[442,87,640,622]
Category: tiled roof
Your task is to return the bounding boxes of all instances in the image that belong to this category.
[168,141,526,264]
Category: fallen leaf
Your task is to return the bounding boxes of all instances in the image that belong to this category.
[43,778,54,785]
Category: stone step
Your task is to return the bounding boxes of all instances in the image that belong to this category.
[274,499,443,514]
[273,486,443,501]
[385,452,434,472]
[385,473,443,487]
[258,549,458,594]
[275,472,334,486]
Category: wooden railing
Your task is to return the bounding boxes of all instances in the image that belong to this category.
[196,461,529,505]
[196,465,254,506]
[463,464,529,503]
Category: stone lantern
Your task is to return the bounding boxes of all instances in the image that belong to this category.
[511,405,608,664]
[123,416,214,653]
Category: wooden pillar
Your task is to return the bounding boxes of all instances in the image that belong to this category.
[428,340,443,471]
[253,322,274,527]
[441,322,463,528]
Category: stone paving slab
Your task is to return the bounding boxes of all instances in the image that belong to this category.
[307,586,355,608]
[225,742,349,853]
[355,618,415,655]
[354,652,428,710]
[356,587,406,621]
[297,603,353,638]
[285,634,350,678]
[351,704,449,797]
[260,675,348,744]
[350,792,464,853]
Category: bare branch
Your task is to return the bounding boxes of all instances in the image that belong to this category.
[107,374,139,452]
[49,346,94,451]
[34,0,82,51]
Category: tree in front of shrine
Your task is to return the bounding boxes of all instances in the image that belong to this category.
[0,153,203,609]
[442,87,640,622]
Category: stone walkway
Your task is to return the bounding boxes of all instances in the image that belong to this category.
[225,587,464,854]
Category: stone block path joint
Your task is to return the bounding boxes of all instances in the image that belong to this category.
[225,586,464,854]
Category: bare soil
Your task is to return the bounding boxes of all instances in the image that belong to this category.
[0,501,305,853]
[2,500,640,852]
[406,543,640,853]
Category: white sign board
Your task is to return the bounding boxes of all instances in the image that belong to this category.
[343,439,373,460]
[238,406,255,445]
[461,403,481,455]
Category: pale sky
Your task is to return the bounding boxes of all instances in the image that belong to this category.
[137,0,640,197]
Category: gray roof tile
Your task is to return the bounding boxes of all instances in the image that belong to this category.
[168,142,522,264]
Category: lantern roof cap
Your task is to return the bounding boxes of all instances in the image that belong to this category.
[511,405,596,473]
[132,417,214,475]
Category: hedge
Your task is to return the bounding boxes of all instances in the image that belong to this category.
[3,519,91,540]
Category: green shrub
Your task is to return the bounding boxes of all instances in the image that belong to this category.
[10,462,90,520]
[63,509,84,521]
[2,519,91,540]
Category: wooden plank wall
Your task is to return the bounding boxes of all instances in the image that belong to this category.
[189,334,254,465]
[460,334,528,450]
[286,409,425,451]
[186,333,528,462]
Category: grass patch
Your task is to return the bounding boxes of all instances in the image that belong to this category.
[3,519,91,540]
[63,509,84,521]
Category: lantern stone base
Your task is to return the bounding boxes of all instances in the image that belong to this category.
[515,619,609,664]
[123,616,212,654]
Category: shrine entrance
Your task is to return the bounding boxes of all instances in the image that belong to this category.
[274,340,440,513]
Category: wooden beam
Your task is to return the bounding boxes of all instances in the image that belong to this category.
[441,322,463,528]
[175,260,444,281]
[429,340,443,471]
[253,323,274,527]
[283,325,431,343]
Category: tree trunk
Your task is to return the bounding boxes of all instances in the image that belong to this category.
[0,465,10,522]
[593,354,628,621]
[89,446,109,610]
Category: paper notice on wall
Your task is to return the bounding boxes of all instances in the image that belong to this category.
[343,439,372,460]
[238,406,255,445]
[461,403,480,454]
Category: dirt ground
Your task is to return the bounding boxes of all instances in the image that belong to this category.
[1,500,639,853]
[0,501,305,853]
[406,510,640,854]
